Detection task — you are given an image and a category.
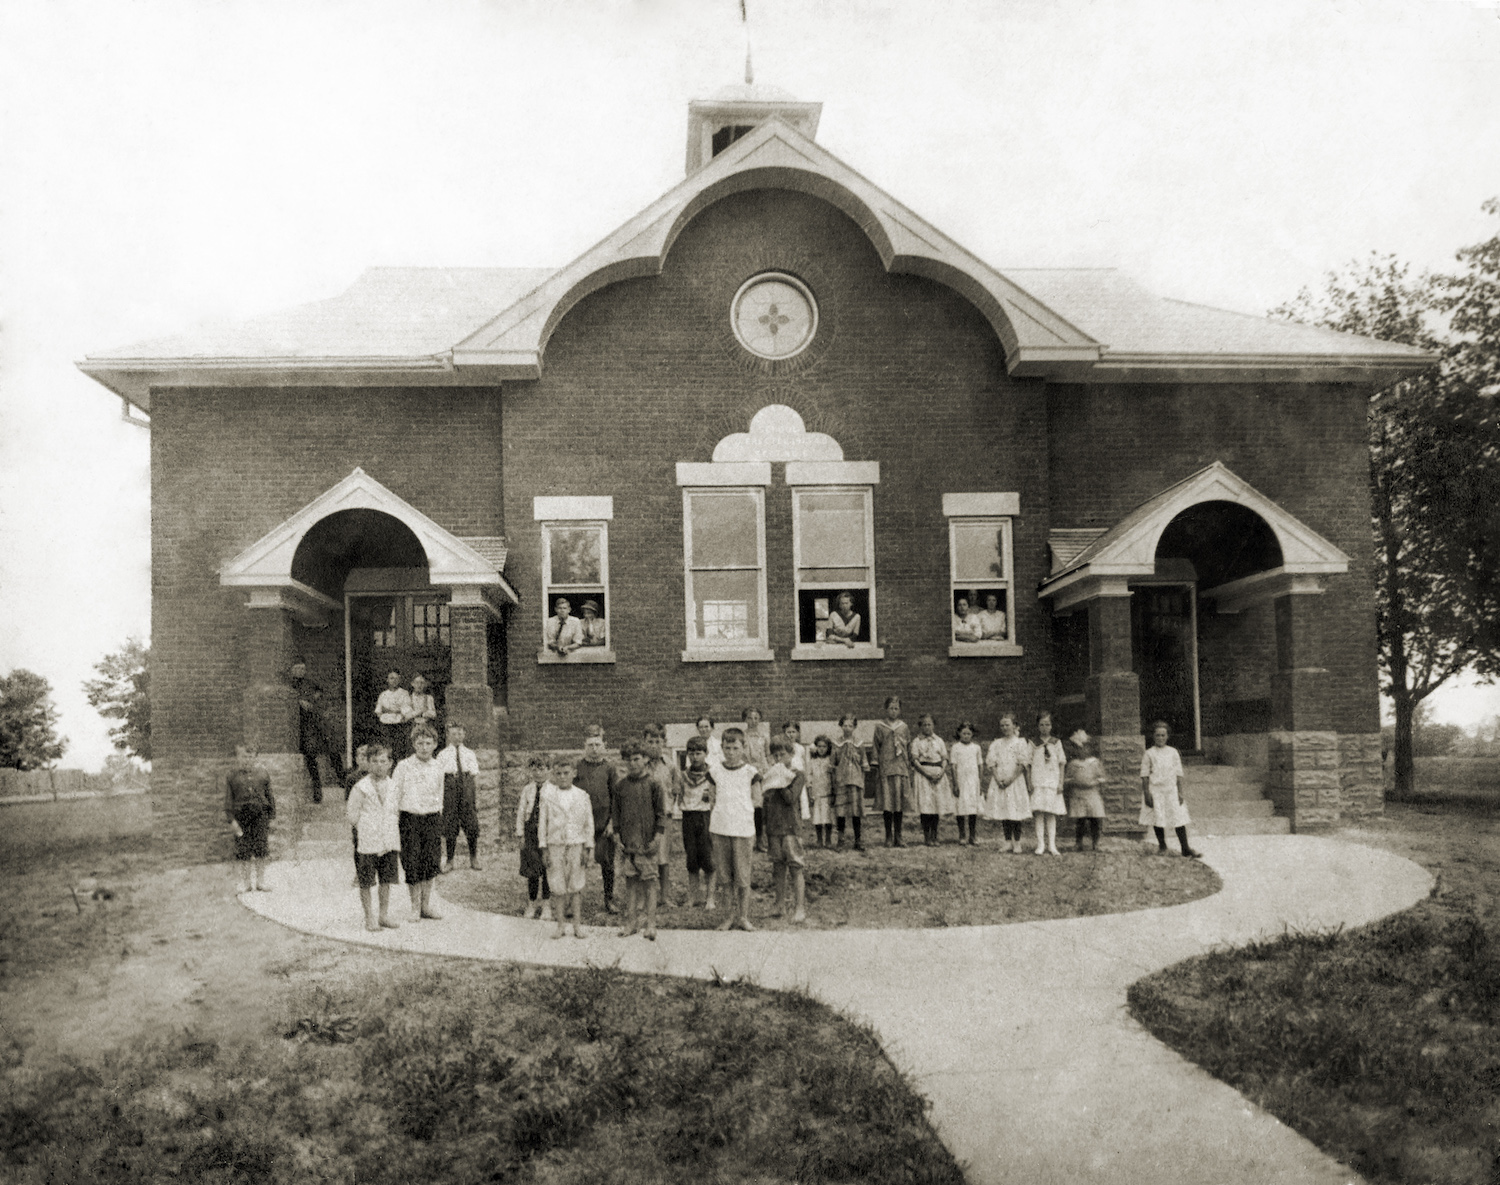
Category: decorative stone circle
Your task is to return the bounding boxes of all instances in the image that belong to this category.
[731,272,818,360]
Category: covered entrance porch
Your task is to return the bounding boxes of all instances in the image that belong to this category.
[219,469,515,787]
[1043,463,1352,832]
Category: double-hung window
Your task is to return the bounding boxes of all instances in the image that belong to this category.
[534,497,614,664]
[681,486,772,661]
[944,493,1022,657]
[790,482,882,659]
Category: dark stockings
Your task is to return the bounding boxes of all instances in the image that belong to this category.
[526,870,552,901]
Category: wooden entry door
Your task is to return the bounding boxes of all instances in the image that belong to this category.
[347,593,452,755]
[1131,584,1201,749]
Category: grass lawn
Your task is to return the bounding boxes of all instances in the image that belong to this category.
[1128,800,1500,1185]
[443,822,1221,930]
[1,838,964,1184]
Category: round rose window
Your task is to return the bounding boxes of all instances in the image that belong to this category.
[731,273,818,360]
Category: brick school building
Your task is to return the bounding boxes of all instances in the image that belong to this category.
[81,86,1431,864]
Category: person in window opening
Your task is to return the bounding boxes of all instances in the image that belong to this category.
[952,597,984,644]
[826,591,860,648]
[408,674,437,730]
[375,669,414,762]
[289,660,339,800]
[977,592,1008,641]
[546,596,583,656]
[578,599,607,647]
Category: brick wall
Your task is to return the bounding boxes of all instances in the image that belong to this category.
[1047,383,1380,737]
[150,387,503,862]
[501,189,1055,748]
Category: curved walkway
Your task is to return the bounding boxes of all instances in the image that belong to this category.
[243,834,1430,1185]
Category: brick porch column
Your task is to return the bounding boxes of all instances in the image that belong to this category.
[1069,579,1145,829]
[243,605,300,754]
[444,594,498,751]
[1268,588,1339,830]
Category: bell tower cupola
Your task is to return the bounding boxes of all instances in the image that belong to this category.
[685,84,822,175]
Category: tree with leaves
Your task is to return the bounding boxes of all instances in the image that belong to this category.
[1271,203,1500,797]
[83,638,151,763]
[0,669,68,770]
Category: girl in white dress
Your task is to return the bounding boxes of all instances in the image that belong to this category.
[1139,720,1201,857]
[1065,728,1107,852]
[983,713,1033,853]
[1028,712,1067,856]
[910,714,951,846]
[949,721,982,845]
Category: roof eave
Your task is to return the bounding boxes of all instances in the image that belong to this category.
[1072,350,1438,385]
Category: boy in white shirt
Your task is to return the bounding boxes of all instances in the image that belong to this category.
[710,727,761,932]
[438,722,482,873]
[345,742,401,932]
[374,670,414,760]
[539,755,595,939]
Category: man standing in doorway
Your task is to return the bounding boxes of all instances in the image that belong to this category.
[289,660,339,802]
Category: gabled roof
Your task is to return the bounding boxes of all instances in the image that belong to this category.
[1039,462,1350,601]
[78,111,1438,409]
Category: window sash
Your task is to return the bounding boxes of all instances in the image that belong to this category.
[683,488,767,649]
[792,486,876,645]
[541,521,610,649]
[948,517,1013,643]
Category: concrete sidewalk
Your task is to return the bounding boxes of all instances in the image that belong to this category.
[242,834,1431,1185]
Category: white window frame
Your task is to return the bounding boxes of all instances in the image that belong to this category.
[681,486,774,662]
[538,519,615,665]
[947,510,1022,658]
[790,485,884,661]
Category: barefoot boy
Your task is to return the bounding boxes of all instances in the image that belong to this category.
[574,725,619,914]
[644,724,683,907]
[538,755,595,939]
[610,740,666,939]
[763,737,809,923]
[225,744,274,893]
[346,742,402,931]
[710,727,760,932]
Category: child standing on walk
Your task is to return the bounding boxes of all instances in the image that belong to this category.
[741,707,770,851]
[574,725,618,914]
[1028,713,1067,856]
[711,727,761,931]
[984,713,1034,853]
[644,724,683,907]
[1140,721,1201,857]
[680,736,717,908]
[807,735,835,847]
[225,744,274,893]
[611,740,667,939]
[1066,729,1107,852]
[515,756,553,920]
[949,722,983,845]
[910,714,950,847]
[539,754,595,939]
[831,714,868,851]
[438,722,482,873]
[762,737,808,923]
[346,742,401,931]
[394,724,445,918]
[872,696,912,847]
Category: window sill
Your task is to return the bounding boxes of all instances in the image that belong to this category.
[536,648,617,665]
[680,647,777,663]
[948,642,1024,658]
[791,643,885,661]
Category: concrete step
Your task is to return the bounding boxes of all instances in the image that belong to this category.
[1193,816,1292,836]
[1191,798,1276,819]
[1188,788,1274,809]
[1184,765,1268,787]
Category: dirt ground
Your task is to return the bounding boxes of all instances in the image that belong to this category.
[0,839,416,1073]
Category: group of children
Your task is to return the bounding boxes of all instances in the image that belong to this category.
[226,701,1201,933]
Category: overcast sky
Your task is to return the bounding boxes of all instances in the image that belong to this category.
[3,0,1499,770]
